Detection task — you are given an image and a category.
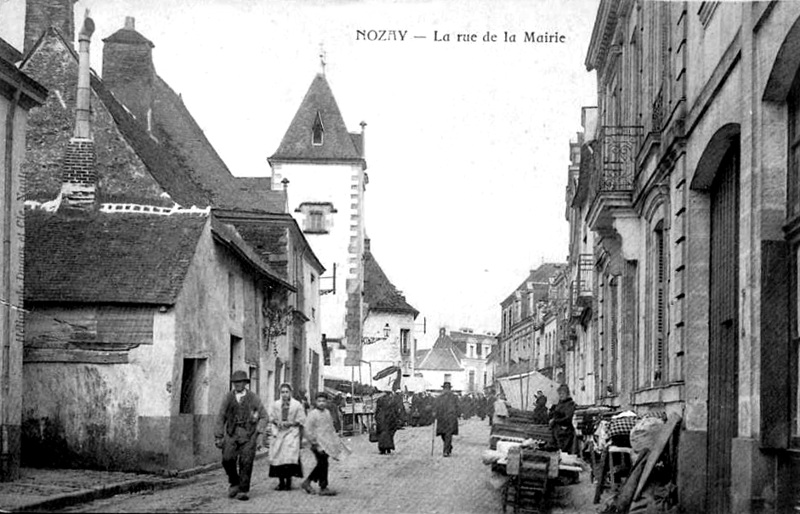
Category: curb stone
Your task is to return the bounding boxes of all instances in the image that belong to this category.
[10,452,270,512]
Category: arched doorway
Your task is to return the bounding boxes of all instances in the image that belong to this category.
[706,140,740,514]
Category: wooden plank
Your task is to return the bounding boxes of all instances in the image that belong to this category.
[23,348,128,364]
[633,413,681,501]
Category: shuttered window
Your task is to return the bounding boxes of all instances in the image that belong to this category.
[654,222,667,384]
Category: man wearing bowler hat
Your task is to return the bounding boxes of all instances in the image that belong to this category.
[434,382,460,457]
[214,370,268,501]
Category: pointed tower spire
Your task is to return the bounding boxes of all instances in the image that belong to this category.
[269,74,364,165]
[319,42,327,77]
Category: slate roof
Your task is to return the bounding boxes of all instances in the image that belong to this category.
[502,262,567,306]
[102,27,154,47]
[20,27,209,208]
[416,331,464,371]
[25,211,208,304]
[151,76,287,212]
[364,250,418,317]
[92,74,210,207]
[270,74,364,164]
[209,218,294,290]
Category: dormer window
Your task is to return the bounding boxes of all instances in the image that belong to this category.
[295,202,336,234]
[312,112,324,146]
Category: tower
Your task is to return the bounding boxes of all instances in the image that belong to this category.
[269,74,367,366]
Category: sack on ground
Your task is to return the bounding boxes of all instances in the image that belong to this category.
[630,416,664,454]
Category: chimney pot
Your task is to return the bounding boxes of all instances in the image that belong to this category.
[125,17,135,30]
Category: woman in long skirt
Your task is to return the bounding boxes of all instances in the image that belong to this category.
[374,391,399,454]
[268,383,306,490]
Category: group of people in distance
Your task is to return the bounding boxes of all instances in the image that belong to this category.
[372,381,465,457]
[214,372,340,502]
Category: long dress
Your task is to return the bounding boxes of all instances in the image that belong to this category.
[550,396,576,453]
[268,398,306,478]
[374,394,399,453]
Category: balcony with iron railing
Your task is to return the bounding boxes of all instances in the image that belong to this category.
[586,125,643,231]
[568,253,594,320]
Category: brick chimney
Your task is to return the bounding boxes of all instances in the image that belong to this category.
[59,11,96,212]
[24,0,78,55]
[102,17,155,128]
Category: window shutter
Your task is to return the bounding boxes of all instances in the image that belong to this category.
[655,228,666,383]
[761,240,790,448]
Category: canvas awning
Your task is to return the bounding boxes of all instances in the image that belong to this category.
[373,365,401,381]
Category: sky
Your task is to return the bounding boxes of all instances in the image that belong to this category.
[0,0,599,348]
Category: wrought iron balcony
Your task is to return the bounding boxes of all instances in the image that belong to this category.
[586,125,643,230]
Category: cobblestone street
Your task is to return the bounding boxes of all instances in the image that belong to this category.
[59,418,595,513]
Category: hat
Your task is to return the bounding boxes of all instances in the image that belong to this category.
[442,382,452,389]
[230,370,249,383]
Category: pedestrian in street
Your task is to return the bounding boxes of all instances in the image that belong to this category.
[302,392,341,496]
[374,390,400,454]
[532,394,549,425]
[268,383,306,491]
[214,370,269,502]
[477,394,487,421]
[326,393,343,433]
[296,388,311,414]
[549,384,576,453]
[492,392,509,426]
[434,382,460,457]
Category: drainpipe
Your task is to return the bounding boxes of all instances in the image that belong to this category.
[2,81,21,480]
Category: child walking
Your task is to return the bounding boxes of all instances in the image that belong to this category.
[302,392,341,496]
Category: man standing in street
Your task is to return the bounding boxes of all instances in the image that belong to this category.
[214,370,268,501]
[434,382,460,457]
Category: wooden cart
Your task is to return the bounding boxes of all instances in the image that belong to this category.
[502,446,560,514]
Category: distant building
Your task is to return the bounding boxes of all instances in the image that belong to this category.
[326,240,419,391]
[415,328,466,393]
[269,73,367,368]
[448,328,497,393]
[496,263,566,379]
[0,36,46,481]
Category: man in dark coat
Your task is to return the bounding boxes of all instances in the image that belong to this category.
[214,370,269,501]
[549,384,576,453]
[434,382,460,457]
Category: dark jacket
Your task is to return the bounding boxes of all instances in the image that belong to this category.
[434,391,460,436]
[549,396,576,452]
[214,390,268,439]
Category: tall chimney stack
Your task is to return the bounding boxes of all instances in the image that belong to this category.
[74,12,94,138]
[102,17,155,127]
[23,0,78,55]
[59,11,96,212]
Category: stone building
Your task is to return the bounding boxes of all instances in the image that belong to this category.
[214,209,325,401]
[95,12,325,403]
[569,1,800,511]
[269,73,368,369]
[324,240,418,390]
[563,107,598,408]
[448,329,497,394]
[415,328,467,393]
[0,37,46,480]
[13,2,309,472]
[496,263,566,378]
